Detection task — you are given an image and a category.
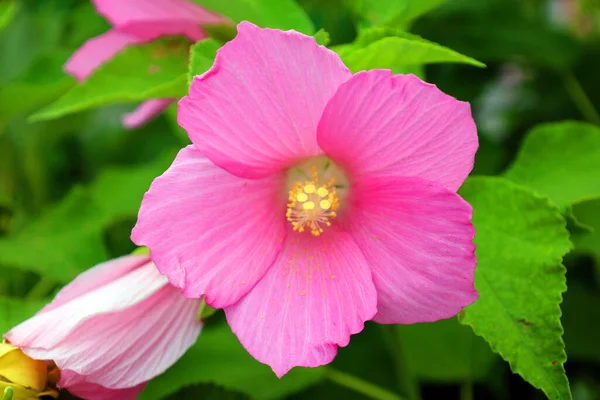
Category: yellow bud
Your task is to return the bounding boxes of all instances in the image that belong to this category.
[0,342,58,399]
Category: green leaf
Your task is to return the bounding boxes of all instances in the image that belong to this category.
[350,0,448,27]
[30,39,190,122]
[89,150,177,223]
[313,29,331,46]
[504,121,600,211]
[459,177,572,400]
[397,317,498,382]
[0,0,17,32]
[140,323,324,400]
[190,0,315,34]
[0,297,46,334]
[164,384,251,400]
[0,188,108,283]
[188,39,220,84]
[571,199,600,266]
[0,51,74,119]
[334,27,484,73]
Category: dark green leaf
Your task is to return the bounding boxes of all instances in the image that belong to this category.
[140,323,324,400]
[0,188,108,283]
[164,383,251,400]
[397,317,498,382]
[562,282,600,363]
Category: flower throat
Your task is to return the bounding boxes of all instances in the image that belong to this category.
[286,165,340,236]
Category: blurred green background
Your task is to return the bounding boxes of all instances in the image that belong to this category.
[1,0,600,399]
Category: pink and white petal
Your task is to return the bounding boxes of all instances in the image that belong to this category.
[318,70,478,192]
[347,176,477,324]
[64,30,143,81]
[131,145,287,306]
[178,21,352,179]
[42,255,150,313]
[41,285,201,389]
[225,229,377,377]
[5,262,168,350]
[59,371,145,400]
[92,0,226,42]
[122,98,174,129]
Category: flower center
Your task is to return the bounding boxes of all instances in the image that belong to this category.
[286,166,340,236]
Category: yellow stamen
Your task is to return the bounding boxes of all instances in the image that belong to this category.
[303,201,315,210]
[303,184,316,194]
[286,168,340,236]
[317,187,329,197]
[296,193,308,202]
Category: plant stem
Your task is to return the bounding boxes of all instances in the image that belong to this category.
[460,381,474,400]
[380,325,421,400]
[25,277,54,300]
[324,368,405,400]
[561,70,600,125]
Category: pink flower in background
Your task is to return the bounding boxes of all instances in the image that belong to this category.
[65,0,226,129]
[4,255,202,400]
[132,22,479,377]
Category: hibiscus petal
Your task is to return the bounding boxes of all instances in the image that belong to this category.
[178,21,352,179]
[7,263,202,389]
[43,255,149,312]
[59,371,145,400]
[348,176,477,324]
[122,98,174,129]
[318,70,478,192]
[64,30,143,81]
[92,0,225,41]
[225,229,377,377]
[131,145,287,306]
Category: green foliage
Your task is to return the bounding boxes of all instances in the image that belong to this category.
[188,39,220,84]
[164,384,252,400]
[0,0,17,32]
[313,29,331,46]
[349,0,448,27]
[571,199,600,267]
[459,177,572,400]
[30,39,190,122]
[397,317,498,382]
[0,150,175,283]
[0,297,45,334]
[140,324,325,400]
[190,0,315,34]
[0,51,74,120]
[335,27,484,72]
[561,282,600,363]
[0,188,108,283]
[412,0,581,70]
[2,0,600,399]
[504,122,600,211]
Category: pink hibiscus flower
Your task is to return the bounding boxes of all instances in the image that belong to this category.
[4,255,202,400]
[132,22,479,377]
[65,0,227,129]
